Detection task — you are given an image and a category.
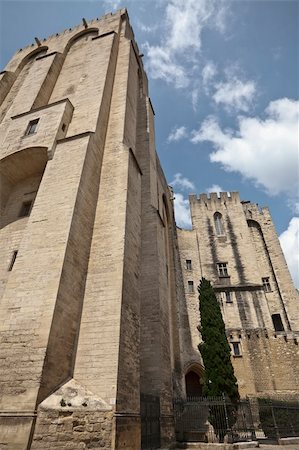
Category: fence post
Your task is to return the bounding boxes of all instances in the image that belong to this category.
[270,401,280,443]
[246,396,256,441]
[222,393,232,442]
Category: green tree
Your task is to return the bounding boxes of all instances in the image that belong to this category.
[198,278,240,442]
[198,278,239,401]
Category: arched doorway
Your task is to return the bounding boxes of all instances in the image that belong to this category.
[185,370,203,398]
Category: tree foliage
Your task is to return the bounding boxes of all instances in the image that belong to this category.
[198,278,239,402]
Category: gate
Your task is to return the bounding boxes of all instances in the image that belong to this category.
[141,393,160,449]
[174,396,255,443]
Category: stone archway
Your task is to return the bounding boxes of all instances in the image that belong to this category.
[185,366,203,398]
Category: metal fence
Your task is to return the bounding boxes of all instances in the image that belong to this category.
[173,396,299,444]
[256,399,299,442]
[141,393,161,449]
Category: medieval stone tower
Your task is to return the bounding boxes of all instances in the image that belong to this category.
[0,9,181,450]
[177,193,299,400]
[1,8,299,450]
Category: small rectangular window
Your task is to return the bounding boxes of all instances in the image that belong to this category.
[62,123,66,132]
[217,262,229,277]
[19,200,33,217]
[272,314,284,332]
[186,259,192,270]
[225,291,233,303]
[262,277,272,292]
[8,250,18,271]
[25,118,39,136]
[187,281,194,293]
[232,342,241,357]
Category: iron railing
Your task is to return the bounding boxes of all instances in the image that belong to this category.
[173,396,299,444]
[256,399,299,442]
[141,393,160,449]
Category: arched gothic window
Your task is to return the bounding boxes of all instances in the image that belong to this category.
[214,212,224,235]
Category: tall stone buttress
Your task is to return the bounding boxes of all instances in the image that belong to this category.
[0,10,180,450]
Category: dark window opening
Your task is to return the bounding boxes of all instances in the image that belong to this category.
[217,262,229,277]
[8,250,18,271]
[19,200,33,217]
[187,281,194,293]
[25,118,39,135]
[272,314,284,332]
[262,277,272,292]
[225,291,232,303]
[232,342,241,356]
[62,123,66,131]
[186,259,192,270]
[214,212,224,235]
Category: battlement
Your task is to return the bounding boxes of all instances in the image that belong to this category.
[14,9,126,53]
[3,9,141,74]
[189,191,240,208]
[242,200,270,219]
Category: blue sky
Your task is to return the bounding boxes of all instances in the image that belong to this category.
[0,0,298,286]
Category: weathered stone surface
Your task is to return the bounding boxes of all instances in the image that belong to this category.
[0,7,298,450]
[177,193,299,399]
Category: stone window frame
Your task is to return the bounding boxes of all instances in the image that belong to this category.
[24,118,39,136]
[224,291,233,303]
[262,277,272,292]
[231,341,242,357]
[186,259,192,270]
[187,280,194,293]
[271,313,285,332]
[217,262,229,278]
[19,200,34,218]
[214,212,225,236]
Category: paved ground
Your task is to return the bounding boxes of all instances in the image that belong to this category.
[171,444,299,450]
[259,446,299,450]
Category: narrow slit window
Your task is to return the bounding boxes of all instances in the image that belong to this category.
[232,342,241,357]
[186,259,192,270]
[262,277,272,292]
[187,281,194,293]
[25,118,39,135]
[272,314,284,332]
[8,250,18,271]
[217,262,229,277]
[214,212,224,236]
[19,200,33,218]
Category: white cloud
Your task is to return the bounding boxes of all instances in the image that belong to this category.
[206,184,223,195]
[103,0,122,11]
[191,98,299,200]
[145,0,229,89]
[202,61,217,90]
[212,77,256,112]
[170,173,195,191]
[165,0,225,53]
[136,21,158,33]
[279,218,299,289]
[191,87,200,111]
[167,126,188,142]
[173,192,192,228]
[144,44,189,88]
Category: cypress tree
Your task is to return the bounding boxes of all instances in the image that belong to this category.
[198,277,239,402]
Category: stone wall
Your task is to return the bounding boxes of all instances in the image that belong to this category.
[177,192,299,400]
[0,9,178,449]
